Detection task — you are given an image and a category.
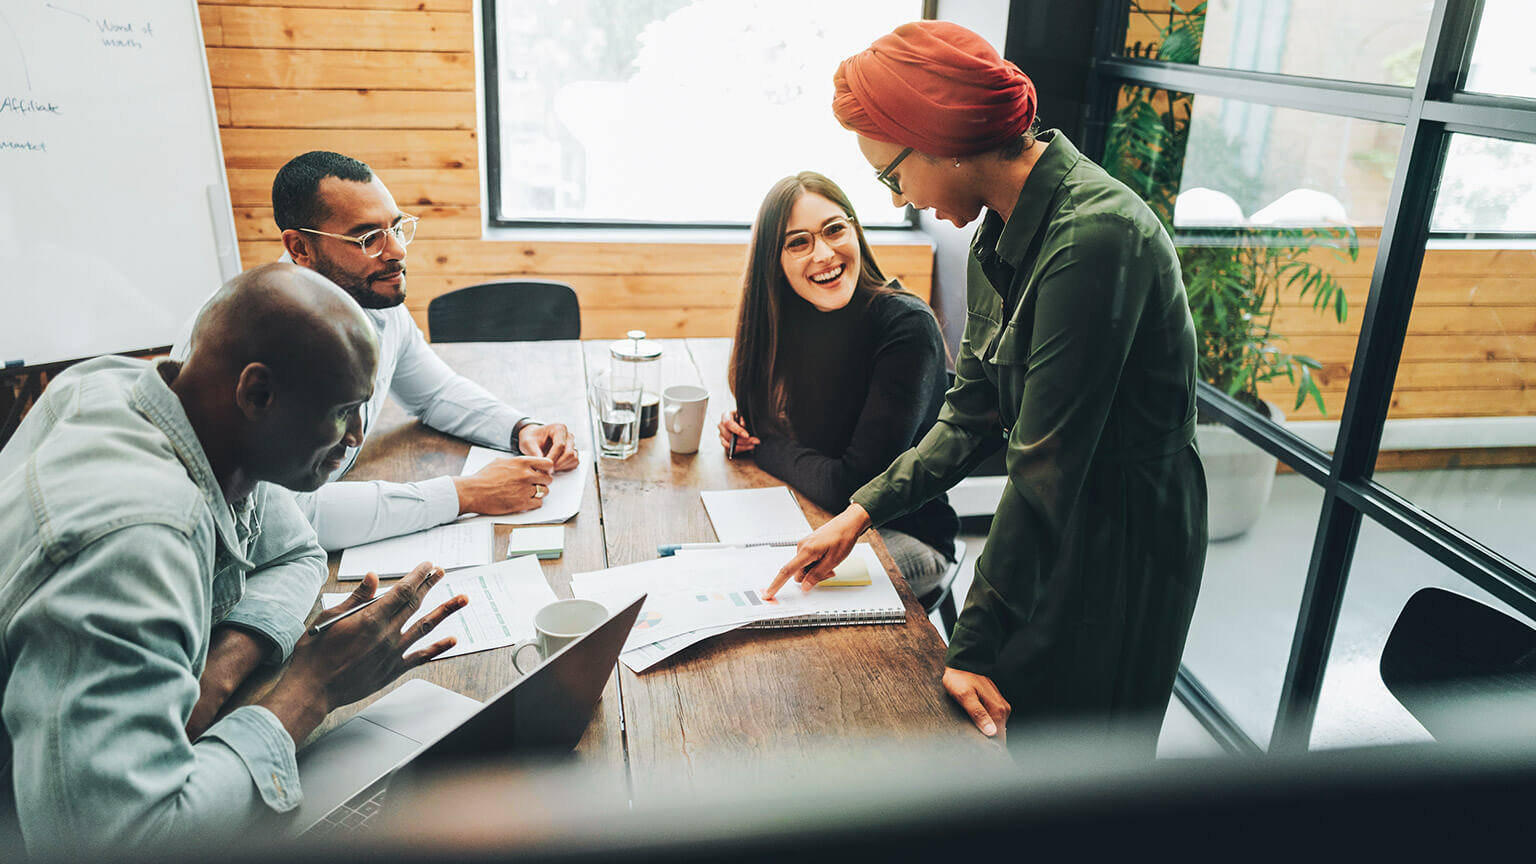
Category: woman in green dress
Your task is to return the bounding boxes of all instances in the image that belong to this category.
[765,21,1207,752]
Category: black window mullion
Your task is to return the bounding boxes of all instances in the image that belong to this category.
[481,0,504,228]
[1268,0,1483,755]
[1334,480,1536,620]
[1422,96,1536,146]
[1195,383,1331,485]
[1174,668,1264,757]
[1078,0,1132,159]
[1096,58,1413,124]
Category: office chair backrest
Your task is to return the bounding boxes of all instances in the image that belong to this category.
[1380,587,1536,742]
[427,280,581,342]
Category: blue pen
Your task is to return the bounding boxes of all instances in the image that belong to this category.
[657,540,799,557]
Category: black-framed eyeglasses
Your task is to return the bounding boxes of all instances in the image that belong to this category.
[874,147,914,196]
[298,214,419,258]
[783,218,856,258]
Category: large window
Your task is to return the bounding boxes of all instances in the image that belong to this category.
[482,0,922,227]
[1092,0,1536,755]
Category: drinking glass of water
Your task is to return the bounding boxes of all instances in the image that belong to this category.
[590,369,641,459]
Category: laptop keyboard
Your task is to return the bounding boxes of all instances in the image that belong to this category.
[308,777,388,836]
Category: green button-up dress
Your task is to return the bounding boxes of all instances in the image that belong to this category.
[852,131,1207,745]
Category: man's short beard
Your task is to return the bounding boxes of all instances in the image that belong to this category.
[309,250,404,310]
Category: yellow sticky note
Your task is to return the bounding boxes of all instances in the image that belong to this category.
[820,555,870,587]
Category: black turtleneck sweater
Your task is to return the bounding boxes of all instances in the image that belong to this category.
[750,287,958,561]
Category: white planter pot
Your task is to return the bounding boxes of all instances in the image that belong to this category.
[1197,402,1284,541]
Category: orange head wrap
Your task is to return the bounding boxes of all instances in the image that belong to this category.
[832,21,1037,157]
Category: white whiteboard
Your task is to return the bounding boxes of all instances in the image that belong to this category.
[0,0,238,368]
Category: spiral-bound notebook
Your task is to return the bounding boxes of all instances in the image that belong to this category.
[572,544,905,644]
[675,544,905,629]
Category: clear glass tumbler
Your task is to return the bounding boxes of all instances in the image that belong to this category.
[590,369,642,459]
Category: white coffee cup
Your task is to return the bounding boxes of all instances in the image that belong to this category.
[511,598,609,674]
[663,384,710,455]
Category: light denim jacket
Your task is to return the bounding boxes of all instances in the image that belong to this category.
[0,357,327,853]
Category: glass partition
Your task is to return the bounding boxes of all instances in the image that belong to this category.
[1180,462,1324,748]
[1120,1,1430,87]
[1103,85,1401,427]
[1464,0,1536,100]
[1311,520,1536,749]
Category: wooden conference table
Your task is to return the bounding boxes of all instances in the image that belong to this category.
[317,338,994,796]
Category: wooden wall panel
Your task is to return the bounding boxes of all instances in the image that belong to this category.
[225,167,481,207]
[206,48,475,90]
[220,128,476,169]
[1209,228,1536,424]
[225,89,477,129]
[203,0,472,10]
[218,7,471,52]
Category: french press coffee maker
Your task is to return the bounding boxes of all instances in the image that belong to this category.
[609,330,662,438]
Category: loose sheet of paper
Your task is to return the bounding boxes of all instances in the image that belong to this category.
[337,520,494,580]
[699,486,812,544]
[322,555,557,660]
[457,445,586,525]
[619,625,738,673]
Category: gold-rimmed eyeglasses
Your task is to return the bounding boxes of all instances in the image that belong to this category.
[874,147,914,196]
[298,214,419,258]
[783,218,856,258]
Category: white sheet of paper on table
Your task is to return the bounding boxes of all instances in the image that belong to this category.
[322,555,557,660]
[619,624,739,673]
[456,445,586,526]
[699,486,812,544]
[336,520,494,580]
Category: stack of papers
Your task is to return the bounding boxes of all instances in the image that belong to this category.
[571,544,902,673]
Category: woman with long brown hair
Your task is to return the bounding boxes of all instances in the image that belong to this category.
[721,171,957,595]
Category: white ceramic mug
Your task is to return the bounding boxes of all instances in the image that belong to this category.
[511,598,610,674]
[662,384,710,455]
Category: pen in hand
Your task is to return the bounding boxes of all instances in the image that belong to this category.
[308,593,387,636]
[728,432,737,459]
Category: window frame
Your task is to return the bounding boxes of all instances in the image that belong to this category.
[1074,0,1536,755]
[479,0,923,231]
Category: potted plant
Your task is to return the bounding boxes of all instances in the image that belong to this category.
[1103,1,1358,538]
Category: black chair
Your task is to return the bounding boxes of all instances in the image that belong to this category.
[1380,586,1536,742]
[919,538,967,640]
[427,280,581,342]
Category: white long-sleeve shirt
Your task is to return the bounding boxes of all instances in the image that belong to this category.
[174,303,533,551]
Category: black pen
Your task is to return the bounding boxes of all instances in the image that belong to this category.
[728,432,737,459]
[308,593,387,636]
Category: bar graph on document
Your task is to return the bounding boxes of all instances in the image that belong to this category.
[693,589,767,608]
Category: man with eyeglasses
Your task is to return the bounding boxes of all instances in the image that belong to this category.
[176,151,579,556]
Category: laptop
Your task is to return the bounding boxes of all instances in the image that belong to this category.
[289,594,644,835]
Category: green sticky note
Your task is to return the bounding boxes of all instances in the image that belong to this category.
[820,555,870,587]
[507,525,564,560]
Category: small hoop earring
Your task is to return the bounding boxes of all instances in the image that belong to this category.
[953,158,961,168]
